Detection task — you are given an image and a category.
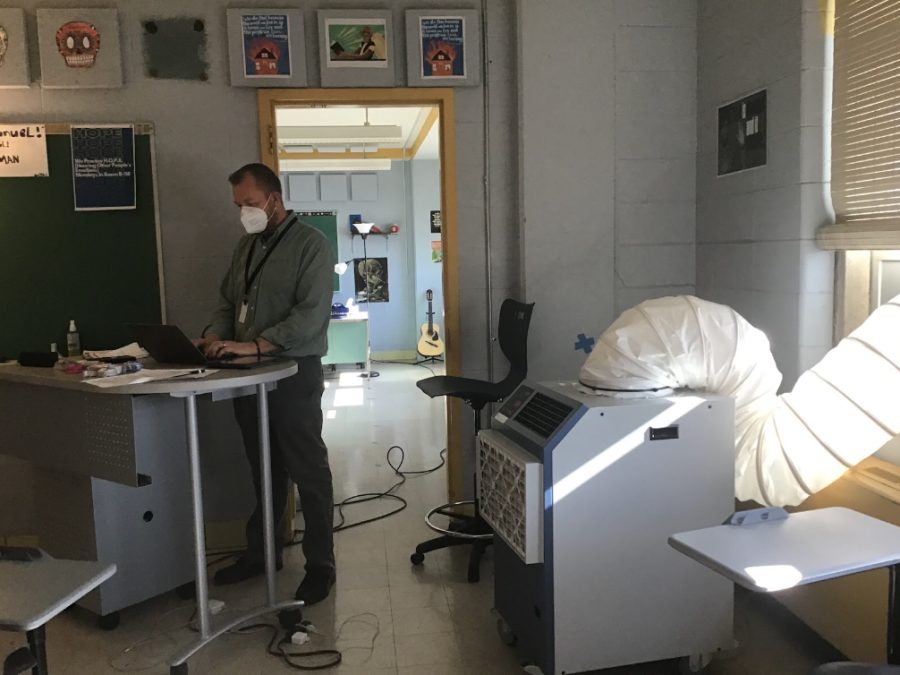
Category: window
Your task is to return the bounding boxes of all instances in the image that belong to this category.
[820,0,900,249]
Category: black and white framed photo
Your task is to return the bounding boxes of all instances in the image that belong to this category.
[226,9,307,87]
[318,10,395,87]
[0,9,30,89]
[718,89,767,176]
[37,8,122,89]
[405,9,481,87]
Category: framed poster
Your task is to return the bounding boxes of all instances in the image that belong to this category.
[37,8,122,89]
[718,89,767,176]
[226,9,307,87]
[354,257,388,303]
[0,9,30,89]
[406,9,481,87]
[318,10,395,87]
[71,125,136,211]
[430,209,441,234]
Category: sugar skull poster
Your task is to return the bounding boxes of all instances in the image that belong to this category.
[241,13,290,77]
[0,9,30,88]
[37,9,121,88]
[420,16,465,79]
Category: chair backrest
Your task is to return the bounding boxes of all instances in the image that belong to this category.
[496,298,535,393]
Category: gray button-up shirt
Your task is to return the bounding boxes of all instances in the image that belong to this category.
[206,212,334,358]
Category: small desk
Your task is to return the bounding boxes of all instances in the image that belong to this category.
[0,552,115,675]
[670,507,900,664]
[322,312,369,369]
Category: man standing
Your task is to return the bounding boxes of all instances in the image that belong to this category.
[196,163,336,605]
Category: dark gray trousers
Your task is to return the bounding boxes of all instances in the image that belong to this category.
[233,356,335,574]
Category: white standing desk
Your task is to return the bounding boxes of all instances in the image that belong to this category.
[0,362,302,674]
[0,552,115,675]
[670,507,900,665]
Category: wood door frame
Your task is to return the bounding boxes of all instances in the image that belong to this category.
[257,88,465,501]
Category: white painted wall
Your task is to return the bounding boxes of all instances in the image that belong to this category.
[284,166,416,353]
[518,0,697,382]
[696,0,834,389]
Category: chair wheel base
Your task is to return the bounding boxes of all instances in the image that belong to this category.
[410,552,425,565]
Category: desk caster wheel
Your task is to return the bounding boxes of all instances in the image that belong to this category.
[175,581,196,600]
[97,612,120,631]
[678,654,712,674]
[497,617,516,646]
[410,552,424,565]
[170,663,188,675]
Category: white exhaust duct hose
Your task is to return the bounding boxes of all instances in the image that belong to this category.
[579,295,900,507]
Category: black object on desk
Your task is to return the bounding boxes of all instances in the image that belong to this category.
[16,353,57,368]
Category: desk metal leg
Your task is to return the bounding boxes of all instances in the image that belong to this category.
[257,383,277,606]
[26,626,47,675]
[168,386,304,674]
[889,563,900,664]
[184,394,211,640]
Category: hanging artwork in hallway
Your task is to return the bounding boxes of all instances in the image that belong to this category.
[354,257,389,303]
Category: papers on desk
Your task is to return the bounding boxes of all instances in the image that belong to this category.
[82,342,149,360]
[84,368,217,388]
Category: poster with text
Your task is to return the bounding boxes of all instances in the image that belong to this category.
[430,209,441,233]
[354,256,389,302]
[71,125,135,211]
[242,13,291,78]
[718,89,766,176]
[327,19,387,68]
[0,124,47,177]
[420,16,465,79]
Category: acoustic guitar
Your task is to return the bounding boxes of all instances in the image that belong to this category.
[417,289,445,358]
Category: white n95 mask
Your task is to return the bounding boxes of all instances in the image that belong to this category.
[240,195,272,234]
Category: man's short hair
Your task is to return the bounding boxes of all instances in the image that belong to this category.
[228,163,282,195]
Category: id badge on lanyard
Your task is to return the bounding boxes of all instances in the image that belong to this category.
[240,214,297,325]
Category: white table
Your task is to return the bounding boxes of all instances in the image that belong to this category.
[0,362,302,674]
[0,551,115,675]
[670,507,900,665]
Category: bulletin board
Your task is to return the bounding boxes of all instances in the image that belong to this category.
[297,210,339,291]
[0,124,164,357]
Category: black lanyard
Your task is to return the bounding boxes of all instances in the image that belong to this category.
[243,214,298,299]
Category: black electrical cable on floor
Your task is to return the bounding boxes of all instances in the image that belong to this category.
[289,444,447,545]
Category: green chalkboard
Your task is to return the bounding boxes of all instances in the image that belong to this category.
[0,133,162,357]
[297,211,339,291]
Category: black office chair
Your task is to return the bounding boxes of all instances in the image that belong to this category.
[410,298,534,582]
[812,664,900,674]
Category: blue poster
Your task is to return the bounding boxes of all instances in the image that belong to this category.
[420,16,465,79]
[71,125,136,211]
[242,14,291,78]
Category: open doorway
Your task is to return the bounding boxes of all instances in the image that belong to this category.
[257,88,465,501]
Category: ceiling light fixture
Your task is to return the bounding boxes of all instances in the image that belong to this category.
[278,125,403,146]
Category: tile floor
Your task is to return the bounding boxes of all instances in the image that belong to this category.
[0,364,853,674]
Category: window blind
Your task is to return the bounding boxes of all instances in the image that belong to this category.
[824,0,900,249]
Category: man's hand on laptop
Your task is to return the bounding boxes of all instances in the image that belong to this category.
[204,337,275,359]
[193,334,220,356]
